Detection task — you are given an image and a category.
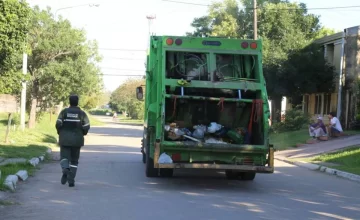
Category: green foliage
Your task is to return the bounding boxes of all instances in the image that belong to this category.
[187,0,335,100]
[271,108,310,133]
[25,6,103,127]
[110,79,145,120]
[272,43,336,96]
[0,0,31,94]
[89,109,112,116]
[11,113,20,126]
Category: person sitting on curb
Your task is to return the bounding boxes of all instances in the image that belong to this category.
[327,112,343,137]
[309,116,327,139]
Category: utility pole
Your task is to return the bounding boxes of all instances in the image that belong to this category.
[20,52,27,131]
[253,0,257,40]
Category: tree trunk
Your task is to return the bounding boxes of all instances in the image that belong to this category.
[28,98,37,129]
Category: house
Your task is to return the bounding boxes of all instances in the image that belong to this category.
[301,25,360,128]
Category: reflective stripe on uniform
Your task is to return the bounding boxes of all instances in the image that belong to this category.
[83,123,90,127]
[64,119,81,122]
[70,165,78,168]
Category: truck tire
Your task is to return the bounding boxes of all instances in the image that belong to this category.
[142,151,146,164]
[141,138,146,164]
[240,172,256,181]
[145,143,158,177]
[160,168,174,178]
[225,170,239,180]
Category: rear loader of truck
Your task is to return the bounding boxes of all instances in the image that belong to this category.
[136,36,274,180]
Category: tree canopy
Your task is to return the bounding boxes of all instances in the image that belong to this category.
[0,0,31,94]
[187,0,336,99]
[110,78,145,120]
[187,0,337,120]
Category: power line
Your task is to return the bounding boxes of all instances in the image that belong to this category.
[100,74,145,77]
[98,48,146,51]
[162,0,208,6]
[103,57,144,61]
[100,67,145,72]
[162,0,360,10]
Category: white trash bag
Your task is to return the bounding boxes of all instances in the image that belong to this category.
[192,125,207,139]
[207,122,222,133]
[158,153,173,164]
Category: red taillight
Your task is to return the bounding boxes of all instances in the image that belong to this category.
[166,38,174,45]
[250,42,257,49]
[241,42,249,49]
[172,153,181,161]
[175,38,182,45]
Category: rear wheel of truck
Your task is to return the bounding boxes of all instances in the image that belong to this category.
[159,168,174,178]
[141,138,146,164]
[142,152,146,164]
[225,170,239,180]
[240,172,256,181]
[145,144,158,177]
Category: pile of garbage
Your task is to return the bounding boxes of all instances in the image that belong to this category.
[164,122,248,145]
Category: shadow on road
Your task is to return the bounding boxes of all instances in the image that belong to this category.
[88,126,143,138]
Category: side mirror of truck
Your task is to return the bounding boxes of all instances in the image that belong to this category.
[136,87,143,100]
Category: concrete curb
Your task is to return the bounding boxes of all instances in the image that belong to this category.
[1,147,52,192]
[275,157,360,183]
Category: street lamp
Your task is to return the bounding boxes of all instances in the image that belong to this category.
[146,15,156,50]
[54,4,100,19]
[146,15,156,37]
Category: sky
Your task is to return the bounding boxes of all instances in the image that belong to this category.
[26,0,360,92]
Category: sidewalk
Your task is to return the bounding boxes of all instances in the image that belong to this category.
[275,134,360,159]
[275,134,360,183]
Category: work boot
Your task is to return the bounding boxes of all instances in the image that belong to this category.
[61,168,70,185]
[67,166,77,187]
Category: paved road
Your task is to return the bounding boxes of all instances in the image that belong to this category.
[2,117,360,220]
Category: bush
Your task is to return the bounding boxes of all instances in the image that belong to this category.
[272,109,310,133]
[127,100,144,120]
[88,109,112,116]
[11,113,20,126]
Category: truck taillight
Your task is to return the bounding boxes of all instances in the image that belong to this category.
[241,42,249,49]
[166,38,174,45]
[250,42,257,49]
[175,38,182,45]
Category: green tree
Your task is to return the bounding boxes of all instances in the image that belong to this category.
[187,0,336,121]
[26,6,103,128]
[281,43,336,96]
[0,0,31,94]
[110,78,145,120]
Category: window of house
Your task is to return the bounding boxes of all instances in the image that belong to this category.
[314,94,323,115]
[303,95,309,114]
[323,93,332,115]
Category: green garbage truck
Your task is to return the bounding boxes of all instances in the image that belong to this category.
[136,36,274,180]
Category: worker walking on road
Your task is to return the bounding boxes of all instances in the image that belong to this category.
[55,95,90,187]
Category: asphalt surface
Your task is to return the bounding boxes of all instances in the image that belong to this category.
[1,117,360,220]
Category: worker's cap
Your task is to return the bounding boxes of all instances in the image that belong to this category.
[317,116,323,120]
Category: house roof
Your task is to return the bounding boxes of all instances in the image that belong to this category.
[313,32,344,45]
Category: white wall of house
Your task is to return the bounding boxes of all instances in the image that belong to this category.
[268,96,289,119]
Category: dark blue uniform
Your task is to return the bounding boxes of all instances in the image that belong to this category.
[56,105,90,187]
